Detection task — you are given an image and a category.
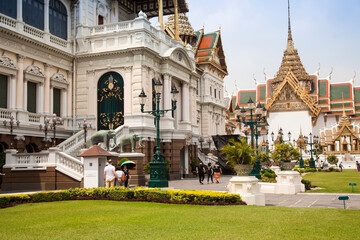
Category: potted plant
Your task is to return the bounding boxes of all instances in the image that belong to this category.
[258,152,270,167]
[271,142,300,170]
[221,138,255,176]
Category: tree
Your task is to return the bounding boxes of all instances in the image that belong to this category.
[327,155,338,164]
[271,142,300,162]
[221,138,256,168]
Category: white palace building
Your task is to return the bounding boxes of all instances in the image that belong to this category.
[0,0,228,191]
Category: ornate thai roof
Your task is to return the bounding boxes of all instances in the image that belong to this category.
[165,13,197,46]
[266,70,321,118]
[272,2,312,92]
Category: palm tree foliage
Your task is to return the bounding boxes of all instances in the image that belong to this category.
[221,138,256,167]
[271,142,300,162]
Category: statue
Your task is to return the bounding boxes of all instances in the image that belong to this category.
[90,130,117,151]
[119,133,143,153]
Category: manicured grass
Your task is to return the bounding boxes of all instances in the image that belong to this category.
[1,200,360,240]
[302,169,360,193]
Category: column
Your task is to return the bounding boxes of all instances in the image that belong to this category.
[44,0,49,32]
[16,55,25,110]
[67,71,72,117]
[163,74,171,117]
[181,83,189,122]
[173,0,179,41]
[10,75,16,109]
[38,83,44,113]
[17,0,22,21]
[50,86,53,114]
[158,0,163,29]
[62,90,67,117]
[43,64,51,114]
[23,80,27,111]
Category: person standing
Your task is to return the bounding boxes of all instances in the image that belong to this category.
[356,161,360,172]
[213,163,222,183]
[115,166,124,186]
[122,165,130,187]
[104,160,117,188]
[339,162,343,172]
[207,163,214,184]
[196,162,205,184]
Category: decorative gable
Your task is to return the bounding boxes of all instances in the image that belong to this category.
[0,55,17,75]
[51,72,68,89]
[266,70,321,118]
[25,65,45,83]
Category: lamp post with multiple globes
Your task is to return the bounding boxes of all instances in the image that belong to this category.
[138,78,179,187]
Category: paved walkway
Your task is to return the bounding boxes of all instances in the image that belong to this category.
[169,175,360,210]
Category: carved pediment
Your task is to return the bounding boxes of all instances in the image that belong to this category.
[0,56,17,69]
[25,65,45,77]
[51,72,68,89]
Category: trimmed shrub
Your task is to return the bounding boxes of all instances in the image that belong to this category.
[301,179,312,191]
[0,187,242,209]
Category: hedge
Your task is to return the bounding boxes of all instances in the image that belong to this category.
[0,187,243,208]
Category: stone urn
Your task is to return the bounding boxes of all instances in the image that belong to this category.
[234,164,253,176]
[280,161,296,171]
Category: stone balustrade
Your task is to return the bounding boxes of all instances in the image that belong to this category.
[0,13,71,53]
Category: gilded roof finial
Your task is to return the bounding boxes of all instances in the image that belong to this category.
[286,0,294,51]
[316,63,321,76]
[328,67,333,80]
[253,74,258,86]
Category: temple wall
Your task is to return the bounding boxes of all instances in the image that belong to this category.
[267,111,312,143]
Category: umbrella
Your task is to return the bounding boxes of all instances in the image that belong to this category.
[120,160,136,169]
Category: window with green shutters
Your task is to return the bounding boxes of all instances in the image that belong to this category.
[27,81,37,113]
[0,74,8,109]
[53,88,61,116]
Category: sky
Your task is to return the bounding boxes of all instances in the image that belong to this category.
[173,0,360,94]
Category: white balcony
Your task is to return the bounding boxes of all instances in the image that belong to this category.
[0,13,72,53]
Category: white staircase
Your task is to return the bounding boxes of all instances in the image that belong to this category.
[4,125,130,181]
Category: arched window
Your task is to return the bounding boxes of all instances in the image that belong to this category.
[49,0,67,40]
[23,0,44,30]
[0,0,17,19]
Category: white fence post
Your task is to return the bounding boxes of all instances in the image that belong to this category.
[48,147,59,166]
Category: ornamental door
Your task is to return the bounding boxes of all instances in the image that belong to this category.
[97,72,124,130]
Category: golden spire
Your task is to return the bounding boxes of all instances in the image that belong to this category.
[272,0,312,92]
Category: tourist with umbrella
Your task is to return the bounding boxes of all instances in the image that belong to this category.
[120,160,136,187]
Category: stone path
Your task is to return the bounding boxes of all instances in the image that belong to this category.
[169,175,360,209]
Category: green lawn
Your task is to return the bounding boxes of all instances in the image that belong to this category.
[302,169,360,193]
[1,200,360,240]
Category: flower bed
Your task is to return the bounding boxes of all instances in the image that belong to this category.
[0,187,244,208]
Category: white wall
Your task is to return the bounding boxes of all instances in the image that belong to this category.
[268,111,312,144]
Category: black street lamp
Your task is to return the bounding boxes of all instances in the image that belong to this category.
[234,98,267,179]
[50,114,63,147]
[3,116,20,149]
[39,118,51,149]
[304,133,318,169]
[207,138,212,150]
[78,119,92,148]
[139,78,179,188]
[294,136,305,169]
[199,136,204,151]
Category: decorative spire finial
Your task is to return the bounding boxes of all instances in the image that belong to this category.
[286,0,294,51]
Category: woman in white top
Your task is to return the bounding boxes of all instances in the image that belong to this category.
[115,166,124,186]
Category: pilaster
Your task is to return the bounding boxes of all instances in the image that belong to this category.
[16,55,25,110]
[43,64,51,114]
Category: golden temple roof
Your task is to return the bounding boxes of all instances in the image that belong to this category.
[165,13,197,45]
[273,1,312,91]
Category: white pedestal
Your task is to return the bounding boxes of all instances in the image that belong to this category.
[227,176,265,206]
[270,166,281,174]
[275,171,305,194]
